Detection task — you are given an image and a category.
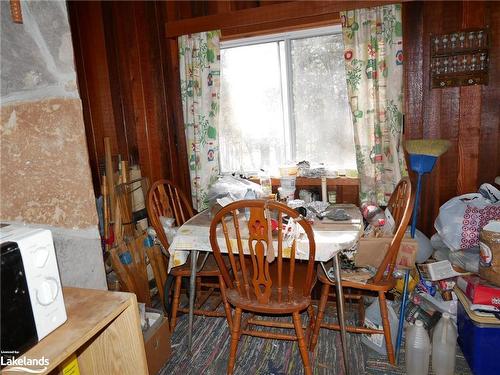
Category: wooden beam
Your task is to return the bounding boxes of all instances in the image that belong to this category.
[457,85,481,194]
[457,1,485,194]
[478,2,500,184]
[165,1,403,38]
[222,12,340,40]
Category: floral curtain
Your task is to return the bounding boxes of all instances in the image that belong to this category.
[178,31,221,211]
[341,4,407,206]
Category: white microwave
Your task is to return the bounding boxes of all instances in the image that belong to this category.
[1,224,67,360]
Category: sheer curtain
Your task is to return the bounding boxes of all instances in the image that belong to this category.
[178,31,221,211]
[341,4,407,205]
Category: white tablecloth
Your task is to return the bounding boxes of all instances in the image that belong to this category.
[168,204,364,271]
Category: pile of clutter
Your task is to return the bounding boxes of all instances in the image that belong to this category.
[205,170,500,374]
[360,183,500,375]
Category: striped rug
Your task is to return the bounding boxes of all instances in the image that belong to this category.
[158,303,472,375]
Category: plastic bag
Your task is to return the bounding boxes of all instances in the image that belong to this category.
[434,183,500,251]
[206,176,264,209]
[412,228,433,263]
[160,216,177,244]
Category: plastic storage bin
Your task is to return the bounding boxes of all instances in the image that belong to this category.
[456,290,500,375]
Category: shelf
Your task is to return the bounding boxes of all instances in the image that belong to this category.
[430,28,489,89]
[4,287,148,375]
[250,176,360,204]
[250,176,359,187]
[277,176,358,187]
[432,72,488,88]
[431,48,488,58]
[432,70,489,78]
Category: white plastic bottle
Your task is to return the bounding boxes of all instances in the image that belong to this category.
[259,169,272,197]
[432,312,457,375]
[244,189,255,220]
[406,320,431,375]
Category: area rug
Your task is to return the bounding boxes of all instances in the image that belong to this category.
[158,302,472,375]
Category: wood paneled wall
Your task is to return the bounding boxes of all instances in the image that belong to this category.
[69,1,499,235]
[68,1,183,195]
[403,1,500,235]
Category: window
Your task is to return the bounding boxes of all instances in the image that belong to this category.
[219,26,356,175]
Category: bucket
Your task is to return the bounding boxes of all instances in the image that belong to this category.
[479,221,500,287]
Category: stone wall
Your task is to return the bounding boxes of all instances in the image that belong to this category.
[1,1,106,289]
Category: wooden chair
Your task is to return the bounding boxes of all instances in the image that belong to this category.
[147,179,230,331]
[210,199,317,375]
[309,177,415,365]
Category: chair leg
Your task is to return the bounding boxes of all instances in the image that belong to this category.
[310,282,330,352]
[227,307,242,375]
[219,276,233,330]
[378,291,395,365]
[293,311,312,375]
[195,276,202,307]
[305,304,315,346]
[358,292,365,326]
[170,275,182,331]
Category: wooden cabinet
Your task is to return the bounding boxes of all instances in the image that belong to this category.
[4,287,149,375]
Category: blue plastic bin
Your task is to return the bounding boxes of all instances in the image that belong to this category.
[457,300,500,375]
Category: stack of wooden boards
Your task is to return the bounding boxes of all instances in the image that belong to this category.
[101,137,150,247]
[101,137,167,307]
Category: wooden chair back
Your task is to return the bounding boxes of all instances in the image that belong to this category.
[372,177,415,283]
[146,179,194,249]
[210,199,316,305]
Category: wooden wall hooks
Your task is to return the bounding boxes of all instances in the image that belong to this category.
[430,28,489,88]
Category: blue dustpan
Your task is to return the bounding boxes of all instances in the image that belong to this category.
[395,153,438,363]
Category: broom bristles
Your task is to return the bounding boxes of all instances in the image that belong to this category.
[405,139,451,157]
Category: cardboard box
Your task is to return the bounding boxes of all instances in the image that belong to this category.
[354,235,418,270]
[143,310,171,375]
[457,275,500,308]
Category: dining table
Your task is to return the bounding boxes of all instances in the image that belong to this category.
[167,203,364,374]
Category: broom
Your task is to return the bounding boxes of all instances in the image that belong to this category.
[394,139,451,363]
[405,139,451,237]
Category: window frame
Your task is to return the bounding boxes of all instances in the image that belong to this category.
[220,24,347,172]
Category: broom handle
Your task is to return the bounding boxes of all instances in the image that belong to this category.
[410,172,423,238]
[395,269,410,363]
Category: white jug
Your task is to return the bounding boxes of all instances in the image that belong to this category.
[406,320,431,375]
[432,312,457,375]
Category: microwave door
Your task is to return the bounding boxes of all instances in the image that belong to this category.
[1,241,38,363]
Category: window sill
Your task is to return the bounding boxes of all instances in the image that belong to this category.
[250,176,359,187]
[249,176,359,204]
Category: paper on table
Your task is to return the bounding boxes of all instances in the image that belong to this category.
[216,197,233,207]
